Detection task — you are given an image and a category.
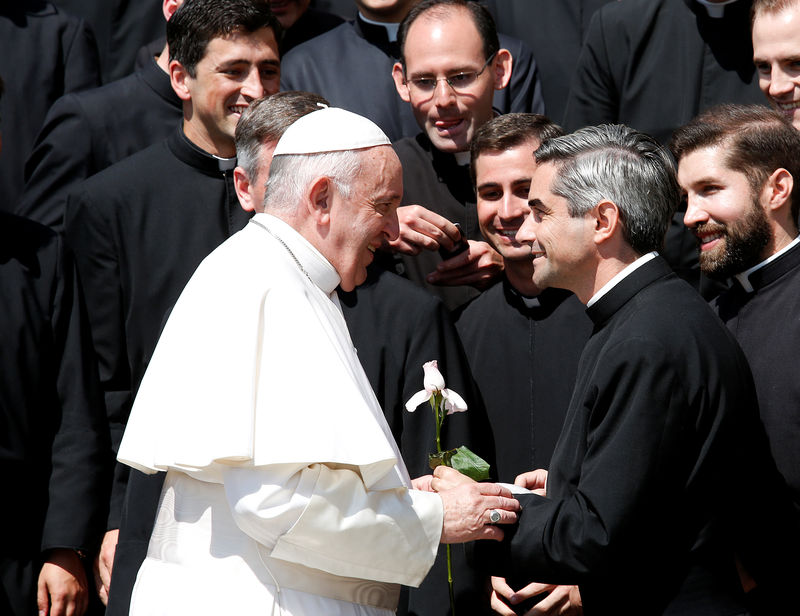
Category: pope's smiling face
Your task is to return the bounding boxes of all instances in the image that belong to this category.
[175,27,281,158]
[678,145,771,279]
[327,146,403,291]
[392,7,510,153]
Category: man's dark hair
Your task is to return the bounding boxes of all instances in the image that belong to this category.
[167,0,282,77]
[671,104,800,220]
[536,124,679,256]
[470,113,563,186]
[235,91,329,183]
[397,0,499,71]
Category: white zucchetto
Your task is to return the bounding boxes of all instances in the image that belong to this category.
[273,107,391,155]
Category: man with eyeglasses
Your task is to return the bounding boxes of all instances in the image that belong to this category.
[280,0,543,143]
[377,0,514,310]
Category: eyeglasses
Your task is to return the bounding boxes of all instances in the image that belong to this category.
[404,52,497,96]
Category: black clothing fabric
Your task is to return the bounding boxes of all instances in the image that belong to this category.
[52,0,164,82]
[483,0,613,119]
[0,213,110,614]
[563,0,764,147]
[456,280,592,482]
[18,57,182,232]
[379,133,483,310]
[281,7,344,55]
[0,1,100,213]
[281,15,544,141]
[340,265,496,616]
[64,127,250,529]
[478,257,799,614]
[714,242,800,512]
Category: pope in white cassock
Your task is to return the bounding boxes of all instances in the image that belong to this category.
[117,107,519,615]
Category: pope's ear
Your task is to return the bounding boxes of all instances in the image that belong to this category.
[392,62,411,103]
[169,60,192,101]
[233,166,256,212]
[307,176,332,226]
[163,0,181,21]
[492,48,513,91]
[592,200,620,245]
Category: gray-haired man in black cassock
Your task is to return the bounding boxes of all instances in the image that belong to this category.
[673,104,800,613]
[435,123,800,615]
[62,1,281,611]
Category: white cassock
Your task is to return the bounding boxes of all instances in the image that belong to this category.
[117,213,443,615]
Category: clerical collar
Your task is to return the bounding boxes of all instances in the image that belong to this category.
[252,212,341,296]
[358,12,400,42]
[695,0,739,18]
[454,151,471,166]
[587,251,658,307]
[175,126,237,172]
[734,234,800,293]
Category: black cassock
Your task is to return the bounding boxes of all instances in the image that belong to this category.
[377,133,484,311]
[563,0,764,147]
[0,213,110,615]
[0,1,100,213]
[482,0,613,119]
[478,257,800,615]
[714,241,800,513]
[455,280,592,482]
[340,264,497,616]
[280,15,545,142]
[280,7,343,55]
[18,58,182,232]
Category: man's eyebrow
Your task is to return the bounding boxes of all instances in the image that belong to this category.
[476,181,501,191]
[218,58,280,68]
[528,197,543,208]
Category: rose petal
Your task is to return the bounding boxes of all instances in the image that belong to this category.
[442,388,468,414]
[405,389,431,412]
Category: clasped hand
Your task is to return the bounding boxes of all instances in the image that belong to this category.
[419,466,520,543]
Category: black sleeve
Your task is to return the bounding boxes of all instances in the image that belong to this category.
[41,237,111,551]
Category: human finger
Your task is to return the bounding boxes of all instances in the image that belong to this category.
[515,469,548,491]
[490,589,518,616]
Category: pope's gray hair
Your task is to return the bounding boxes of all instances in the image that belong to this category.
[535,124,679,255]
[263,150,362,212]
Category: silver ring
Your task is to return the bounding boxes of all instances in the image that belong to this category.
[489,509,501,524]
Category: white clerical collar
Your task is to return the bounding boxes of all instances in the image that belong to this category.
[358,12,400,41]
[587,251,658,307]
[454,151,471,166]
[734,234,800,293]
[695,0,739,18]
[254,212,341,295]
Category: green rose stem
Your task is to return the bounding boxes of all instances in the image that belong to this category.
[430,392,456,615]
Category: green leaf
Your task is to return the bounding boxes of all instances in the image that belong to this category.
[450,446,490,481]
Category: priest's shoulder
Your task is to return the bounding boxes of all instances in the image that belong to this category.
[281,20,361,69]
[392,133,432,166]
[453,279,503,325]
[340,265,443,315]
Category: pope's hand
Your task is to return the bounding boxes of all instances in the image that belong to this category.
[434,467,520,543]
